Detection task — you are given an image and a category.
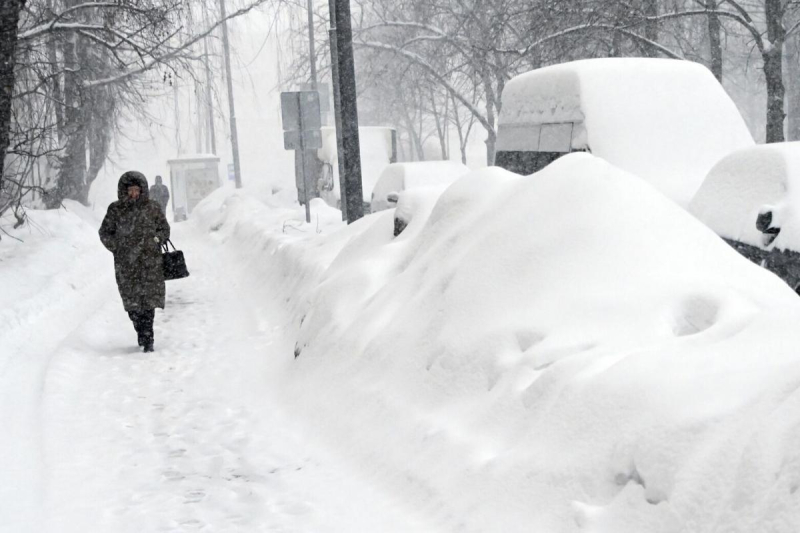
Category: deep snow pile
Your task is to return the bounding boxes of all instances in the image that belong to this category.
[0,201,116,530]
[498,59,754,206]
[0,200,113,360]
[197,153,800,532]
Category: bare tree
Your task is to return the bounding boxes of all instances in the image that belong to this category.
[0,0,28,226]
[1,0,273,226]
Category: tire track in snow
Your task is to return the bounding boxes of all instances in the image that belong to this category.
[0,243,115,533]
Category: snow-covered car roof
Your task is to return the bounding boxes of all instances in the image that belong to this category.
[689,141,800,252]
[498,58,755,206]
[371,161,470,213]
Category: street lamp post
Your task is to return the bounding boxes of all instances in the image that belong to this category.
[219,0,243,189]
[330,0,363,223]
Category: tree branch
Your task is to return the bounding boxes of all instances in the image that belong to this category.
[83,1,269,89]
[355,39,493,133]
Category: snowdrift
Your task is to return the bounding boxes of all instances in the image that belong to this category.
[196,153,800,532]
[0,201,116,530]
[0,201,113,354]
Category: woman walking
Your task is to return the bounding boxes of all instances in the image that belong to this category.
[99,171,170,352]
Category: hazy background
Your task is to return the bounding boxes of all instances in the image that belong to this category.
[89,9,296,208]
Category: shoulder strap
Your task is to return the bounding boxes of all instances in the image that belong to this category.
[161,238,177,252]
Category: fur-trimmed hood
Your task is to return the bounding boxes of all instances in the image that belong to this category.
[117,171,150,201]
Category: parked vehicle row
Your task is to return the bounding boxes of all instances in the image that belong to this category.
[363,58,800,294]
[491,57,800,294]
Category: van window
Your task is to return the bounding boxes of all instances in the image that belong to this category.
[539,123,573,152]
[494,151,564,176]
[495,121,581,175]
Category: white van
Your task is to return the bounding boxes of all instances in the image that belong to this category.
[495,58,754,206]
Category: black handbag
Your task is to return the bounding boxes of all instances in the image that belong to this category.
[161,239,189,280]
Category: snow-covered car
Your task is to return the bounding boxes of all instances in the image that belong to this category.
[370,161,470,214]
[316,126,397,211]
[495,58,754,206]
[388,184,454,237]
[689,142,800,293]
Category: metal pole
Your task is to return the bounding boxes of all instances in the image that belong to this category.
[333,0,363,223]
[194,79,203,153]
[307,0,317,90]
[297,94,312,223]
[219,0,243,188]
[203,35,217,155]
[327,0,347,221]
[304,0,318,214]
[173,77,182,155]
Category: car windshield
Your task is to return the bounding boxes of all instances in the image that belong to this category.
[495,151,565,176]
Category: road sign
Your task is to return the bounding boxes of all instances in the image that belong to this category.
[281,91,322,132]
[280,90,324,224]
[299,83,331,114]
[283,129,322,150]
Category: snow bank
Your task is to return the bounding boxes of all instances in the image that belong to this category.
[499,59,754,206]
[0,201,116,531]
[0,201,112,351]
[196,153,800,532]
[370,161,470,212]
[690,142,800,252]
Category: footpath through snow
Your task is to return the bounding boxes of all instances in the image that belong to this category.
[0,201,435,532]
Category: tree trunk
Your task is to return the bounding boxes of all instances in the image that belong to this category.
[643,0,658,57]
[764,0,786,143]
[47,0,64,142]
[450,92,468,165]
[0,0,26,194]
[610,30,622,57]
[482,75,497,165]
[706,0,723,81]
[787,34,800,140]
[399,90,424,160]
[83,89,113,204]
[429,87,448,160]
[396,130,407,161]
[51,25,88,206]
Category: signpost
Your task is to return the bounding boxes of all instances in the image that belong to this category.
[281,91,322,223]
[300,82,331,124]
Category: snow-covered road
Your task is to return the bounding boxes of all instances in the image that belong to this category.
[3,220,434,533]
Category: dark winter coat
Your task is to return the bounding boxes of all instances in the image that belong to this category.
[99,172,171,312]
[150,182,170,213]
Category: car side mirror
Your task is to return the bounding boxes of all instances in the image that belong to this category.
[756,210,780,234]
[757,209,781,246]
[387,192,399,205]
